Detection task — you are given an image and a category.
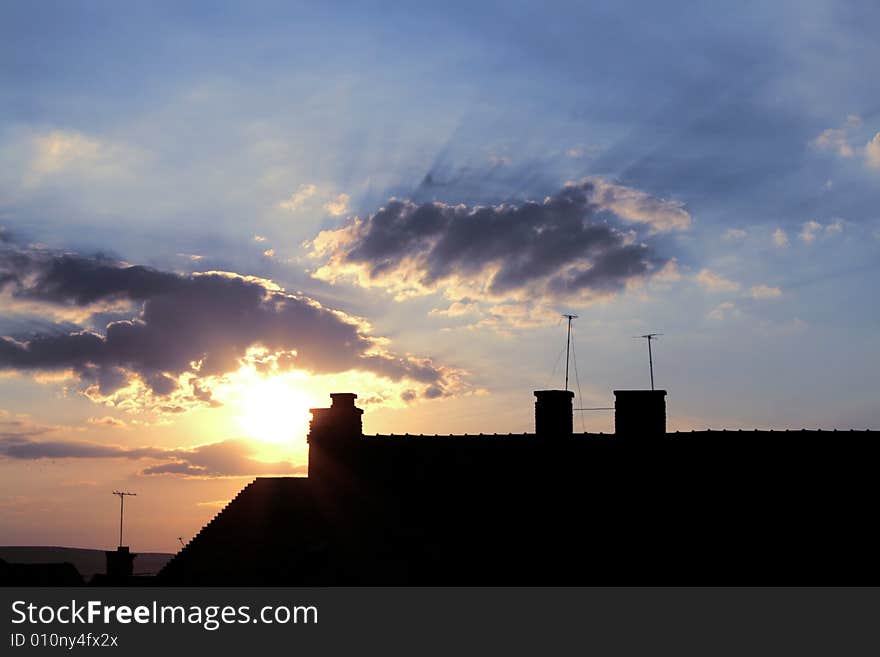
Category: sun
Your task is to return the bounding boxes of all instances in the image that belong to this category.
[236,374,314,444]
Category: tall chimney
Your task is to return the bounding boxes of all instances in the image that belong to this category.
[533,390,574,437]
[307,392,364,480]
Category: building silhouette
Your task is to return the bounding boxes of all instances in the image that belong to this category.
[0,558,84,586]
[158,390,879,585]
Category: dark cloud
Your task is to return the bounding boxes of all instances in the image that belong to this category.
[2,251,179,305]
[310,178,687,303]
[0,433,305,478]
[0,242,460,402]
[0,436,164,460]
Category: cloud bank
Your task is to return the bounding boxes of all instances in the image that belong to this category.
[0,241,463,407]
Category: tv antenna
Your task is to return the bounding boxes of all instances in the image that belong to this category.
[111,490,137,548]
[634,333,662,390]
[562,314,578,391]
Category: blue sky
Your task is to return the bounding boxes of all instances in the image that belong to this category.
[1,0,879,550]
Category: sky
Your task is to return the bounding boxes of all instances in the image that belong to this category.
[1,0,879,552]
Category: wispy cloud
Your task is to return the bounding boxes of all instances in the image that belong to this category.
[0,434,305,478]
[707,301,738,321]
[799,220,822,244]
[799,219,844,244]
[722,228,747,241]
[810,115,862,158]
[278,183,317,211]
[9,128,147,189]
[773,228,789,248]
[695,269,740,293]
[866,133,880,170]
[810,115,880,173]
[750,285,782,300]
[86,416,128,428]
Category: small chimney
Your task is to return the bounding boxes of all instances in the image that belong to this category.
[534,390,574,437]
[105,546,136,579]
[614,390,667,437]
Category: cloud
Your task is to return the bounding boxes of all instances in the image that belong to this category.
[772,228,789,248]
[278,185,350,217]
[695,269,740,293]
[825,218,844,235]
[86,416,128,428]
[278,183,317,211]
[799,220,822,244]
[810,115,862,158]
[139,439,306,477]
[429,300,479,318]
[31,131,108,172]
[0,415,58,441]
[707,301,737,321]
[323,193,350,216]
[750,285,782,300]
[810,116,880,173]
[0,242,463,406]
[799,219,842,244]
[565,144,601,159]
[0,433,305,478]
[811,130,854,158]
[309,179,687,309]
[10,128,146,188]
[866,133,880,170]
[587,178,692,232]
[722,228,747,241]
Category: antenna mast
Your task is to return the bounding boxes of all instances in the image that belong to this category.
[637,333,662,390]
[562,314,578,391]
[112,490,137,547]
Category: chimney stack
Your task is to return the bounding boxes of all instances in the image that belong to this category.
[308,393,364,480]
[105,546,136,580]
[533,390,574,437]
[613,390,667,438]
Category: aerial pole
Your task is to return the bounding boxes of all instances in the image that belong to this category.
[562,314,578,391]
[112,490,137,547]
[637,333,662,390]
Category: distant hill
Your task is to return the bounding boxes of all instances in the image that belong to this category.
[0,547,173,580]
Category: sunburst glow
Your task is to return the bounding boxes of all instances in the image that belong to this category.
[236,374,315,445]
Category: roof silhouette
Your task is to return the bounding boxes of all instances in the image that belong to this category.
[158,391,880,585]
